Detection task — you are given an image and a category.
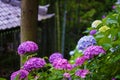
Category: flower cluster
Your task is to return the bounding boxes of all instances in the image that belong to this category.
[75,69,89,78]
[76,35,96,52]
[99,25,110,32]
[75,56,87,67]
[63,73,71,78]
[10,19,108,79]
[89,29,97,35]
[10,69,29,80]
[83,45,106,59]
[49,52,63,63]
[91,20,102,28]
[52,58,72,70]
[23,57,46,72]
[17,41,38,55]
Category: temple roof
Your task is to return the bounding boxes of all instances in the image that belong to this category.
[0,0,54,30]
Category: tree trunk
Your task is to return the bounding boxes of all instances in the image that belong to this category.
[20,0,38,67]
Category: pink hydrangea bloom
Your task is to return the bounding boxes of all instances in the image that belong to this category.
[52,58,72,70]
[83,45,106,59]
[75,69,89,78]
[75,56,87,67]
[63,73,71,78]
[66,63,73,70]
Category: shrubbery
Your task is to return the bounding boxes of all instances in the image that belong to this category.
[9,3,120,80]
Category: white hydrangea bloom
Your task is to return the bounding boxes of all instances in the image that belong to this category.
[91,20,102,28]
[69,51,75,56]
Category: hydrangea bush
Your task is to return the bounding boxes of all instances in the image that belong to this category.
[10,37,105,79]
[70,3,120,80]
[9,3,120,80]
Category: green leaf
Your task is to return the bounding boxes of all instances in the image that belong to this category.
[118,32,120,38]
[106,18,118,24]
[95,34,104,39]
[115,75,120,79]
[102,43,112,50]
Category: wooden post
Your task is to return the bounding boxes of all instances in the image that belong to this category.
[20,0,38,67]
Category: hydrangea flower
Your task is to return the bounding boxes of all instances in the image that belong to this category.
[52,58,72,70]
[99,25,110,32]
[66,63,73,70]
[89,30,97,35]
[102,15,106,18]
[17,41,38,55]
[69,50,74,56]
[49,52,63,63]
[23,57,46,72]
[112,78,116,80]
[112,5,116,9]
[83,45,106,59]
[116,1,120,4]
[75,69,89,78]
[75,56,87,67]
[63,73,71,78]
[76,35,96,52]
[10,69,29,80]
[91,20,102,28]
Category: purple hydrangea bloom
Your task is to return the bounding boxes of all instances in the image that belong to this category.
[83,45,106,59]
[75,56,87,67]
[76,35,96,52]
[102,15,106,18]
[49,52,63,63]
[89,30,97,35]
[63,73,71,78]
[112,5,116,9]
[75,69,89,78]
[52,58,72,70]
[17,41,38,55]
[112,78,116,80]
[23,57,46,72]
[10,69,29,80]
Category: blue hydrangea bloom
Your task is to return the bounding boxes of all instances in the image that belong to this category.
[76,35,96,52]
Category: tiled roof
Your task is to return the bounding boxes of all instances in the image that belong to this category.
[0,0,54,30]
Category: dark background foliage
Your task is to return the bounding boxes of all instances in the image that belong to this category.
[39,0,116,58]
